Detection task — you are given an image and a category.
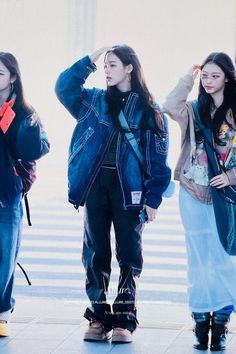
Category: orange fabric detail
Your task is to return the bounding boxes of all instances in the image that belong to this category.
[0,98,16,134]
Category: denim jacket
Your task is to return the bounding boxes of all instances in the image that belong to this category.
[55,56,171,210]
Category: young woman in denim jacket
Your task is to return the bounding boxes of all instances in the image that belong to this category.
[0,52,50,337]
[55,45,171,343]
[163,52,236,351]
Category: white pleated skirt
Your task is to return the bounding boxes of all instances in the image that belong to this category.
[179,186,236,313]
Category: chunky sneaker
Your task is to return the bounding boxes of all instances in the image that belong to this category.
[0,322,9,337]
[112,327,133,343]
[83,321,112,341]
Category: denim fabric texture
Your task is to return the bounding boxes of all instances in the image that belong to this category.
[0,197,23,314]
[55,56,171,210]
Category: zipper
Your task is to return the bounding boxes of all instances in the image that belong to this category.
[115,132,127,210]
[80,128,117,205]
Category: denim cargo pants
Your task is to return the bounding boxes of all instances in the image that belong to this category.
[82,167,143,332]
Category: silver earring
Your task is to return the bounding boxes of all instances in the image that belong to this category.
[10,82,14,91]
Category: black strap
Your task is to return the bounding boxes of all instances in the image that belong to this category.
[24,193,32,226]
[17,262,32,286]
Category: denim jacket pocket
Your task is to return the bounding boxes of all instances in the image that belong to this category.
[154,131,168,155]
[69,127,94,163]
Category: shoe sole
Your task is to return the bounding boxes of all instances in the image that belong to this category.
[193,345,208,350]
[112,335,132,343]
[210,348,226,352]
[84,333,112,342]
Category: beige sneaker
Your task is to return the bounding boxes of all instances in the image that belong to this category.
[83,321,112,341]
[112,327,133,343]
[0,321,9,337]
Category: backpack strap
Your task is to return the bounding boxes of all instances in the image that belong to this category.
[17,262,31,286]
[24,193,32,226]
[118,110,144,164]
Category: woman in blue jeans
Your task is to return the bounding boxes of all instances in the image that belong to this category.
[0,52,49,337]
[55,45,171,343]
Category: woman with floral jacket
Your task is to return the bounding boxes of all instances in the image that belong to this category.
[163,52,236,351]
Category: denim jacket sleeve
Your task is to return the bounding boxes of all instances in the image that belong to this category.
[55,56,97,119]
[12,112,50,161]
[142,115,171,209]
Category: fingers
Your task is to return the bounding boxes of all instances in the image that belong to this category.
[144,205,157,222]
[209,173,230,188]
[102,46,113,52]
[188,64,201,79]
[89,46,113,63]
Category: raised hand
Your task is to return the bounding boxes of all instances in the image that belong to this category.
[188,64,201,80]
[89,47,113,63]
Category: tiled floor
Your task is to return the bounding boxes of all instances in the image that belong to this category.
[0,298,235,354]
[0,322,235,354]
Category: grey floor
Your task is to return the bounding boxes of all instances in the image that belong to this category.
[0,298,235,354]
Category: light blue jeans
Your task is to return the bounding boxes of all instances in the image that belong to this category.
[0,198,23,317]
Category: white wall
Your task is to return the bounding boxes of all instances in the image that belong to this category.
[94,0,235,97]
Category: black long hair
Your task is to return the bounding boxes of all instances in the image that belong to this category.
[0,52,29,112]
[105,45,163,129]
[198,52,236,141]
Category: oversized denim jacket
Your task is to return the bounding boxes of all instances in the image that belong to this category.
[55,56,171,210]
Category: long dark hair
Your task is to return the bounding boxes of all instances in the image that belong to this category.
[198,52,236,141]
[105,45,162,129]
[0,52,29,112]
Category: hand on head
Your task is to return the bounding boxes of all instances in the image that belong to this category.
[89,47,113,63]
[188,64,201,80]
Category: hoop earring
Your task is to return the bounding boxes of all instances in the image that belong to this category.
[10,82,14,92]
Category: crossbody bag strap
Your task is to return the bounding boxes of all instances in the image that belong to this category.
[191,100,221,176]
[118,110,144,164]
[191,100,212,143]
[118,110,175,198]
